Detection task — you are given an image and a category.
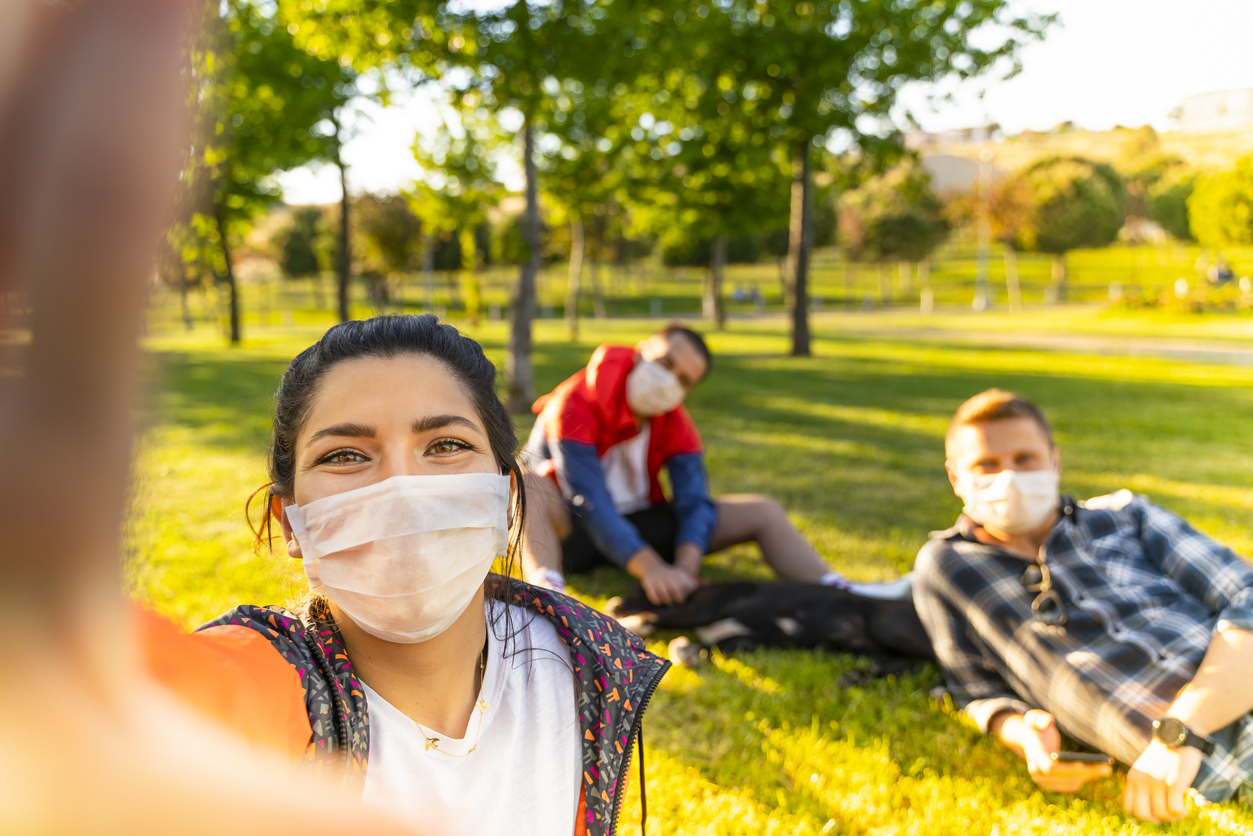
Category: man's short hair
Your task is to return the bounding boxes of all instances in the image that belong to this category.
[658,323,712,378]
[946,388,1055,453]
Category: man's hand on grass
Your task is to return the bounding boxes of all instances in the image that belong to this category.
[1123,739,1202,824]
[627,547,700,606]
[996,710,1112,793]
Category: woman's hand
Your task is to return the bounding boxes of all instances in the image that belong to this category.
[995,710,1112,793]
[1123,739,1202,823]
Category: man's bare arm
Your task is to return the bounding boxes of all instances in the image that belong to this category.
[1122,627,1253,823]
[1166,627,1253,735]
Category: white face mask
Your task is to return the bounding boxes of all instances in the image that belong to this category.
[960,468,1059,534]
[626,359,685,416]
[284,472,511,644]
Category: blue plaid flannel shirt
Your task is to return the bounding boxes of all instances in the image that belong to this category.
[913,490,1253,803]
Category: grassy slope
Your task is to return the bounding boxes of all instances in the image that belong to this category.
[127,313,1253,835]
[925,126,1253,175]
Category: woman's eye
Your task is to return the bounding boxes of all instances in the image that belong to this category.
[316,448,367,465]
[428,438,472,456]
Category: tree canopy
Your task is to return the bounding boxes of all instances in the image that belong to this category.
[1015,157,1125,255]
[1189,157,1253,249]
[839,159,948,264]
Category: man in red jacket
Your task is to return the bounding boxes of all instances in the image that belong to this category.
[521,325,870,606]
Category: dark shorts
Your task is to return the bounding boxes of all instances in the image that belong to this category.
[562,503,677,574]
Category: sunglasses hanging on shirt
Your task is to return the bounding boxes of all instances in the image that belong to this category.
[1021,561,1068,626]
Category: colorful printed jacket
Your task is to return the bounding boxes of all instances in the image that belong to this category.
[198,577,669,836]
[527,343,718,567]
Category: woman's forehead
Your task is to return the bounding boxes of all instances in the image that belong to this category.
[305,354,483,430]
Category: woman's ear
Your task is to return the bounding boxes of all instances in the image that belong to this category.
[271,494,301,559]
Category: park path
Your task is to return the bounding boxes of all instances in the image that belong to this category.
[834,326,1253,366]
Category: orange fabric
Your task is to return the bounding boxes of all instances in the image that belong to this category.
[137,607,312,759]
[574,786,587,836]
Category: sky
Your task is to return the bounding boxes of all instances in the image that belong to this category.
[277,0,1253,205]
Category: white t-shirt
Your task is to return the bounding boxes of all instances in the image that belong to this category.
[360,601,582,836]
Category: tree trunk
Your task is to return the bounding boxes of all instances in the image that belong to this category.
[1004,245,1023,312]
[785,142,812,356]
[422,235,435,313]
[591,260,607,320]
[566,217,583,341]
[877,263,891,305]
[212,195,241,345]
[180,275,193,331]
[917,258,931,290]
[1051,253,1067,302]
[507,118,540,413]
[844,259,855,309]
[335,119,351,323]
[704,233,727,329]
[899,261,913,295]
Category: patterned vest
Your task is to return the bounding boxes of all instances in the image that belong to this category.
[200,577,669,836]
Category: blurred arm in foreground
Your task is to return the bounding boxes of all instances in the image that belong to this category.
[0,1,410,831]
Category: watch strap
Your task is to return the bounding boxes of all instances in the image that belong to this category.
[1183,728,1216,756]
[1154,717,1216,755]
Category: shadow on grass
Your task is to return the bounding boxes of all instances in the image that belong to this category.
[148,330,1253,565]
[147,349,291,452]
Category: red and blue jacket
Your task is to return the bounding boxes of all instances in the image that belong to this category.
[527,344,718,567]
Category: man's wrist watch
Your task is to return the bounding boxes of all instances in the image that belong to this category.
[1152,717,1216,755]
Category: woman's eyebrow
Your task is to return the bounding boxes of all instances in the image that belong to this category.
[306,422,376,446]
[412,414,484,436]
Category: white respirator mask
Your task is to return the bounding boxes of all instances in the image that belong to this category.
[625,359,685,416]
[960,468,1060,535]
[284,472,511,644]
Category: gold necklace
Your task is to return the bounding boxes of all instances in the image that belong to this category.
[419,642,490,757]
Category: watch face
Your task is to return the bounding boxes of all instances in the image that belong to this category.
[1155,717,1187,747]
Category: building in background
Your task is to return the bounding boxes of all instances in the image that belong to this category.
[905,124,1002,151]
[920,154,1007,195]
[1171,89,1253,133]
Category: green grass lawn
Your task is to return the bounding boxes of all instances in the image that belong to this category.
[127,311,1253,835]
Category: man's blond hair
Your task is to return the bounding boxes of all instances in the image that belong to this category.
[945,389,1055,455]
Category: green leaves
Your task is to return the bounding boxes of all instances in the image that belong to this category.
[178,0,358,241]
[1189,158,1253,250]
[1016,157,1125,255]
[839,159,948,263]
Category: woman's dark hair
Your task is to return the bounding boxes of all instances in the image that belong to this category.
[248,314,526,603]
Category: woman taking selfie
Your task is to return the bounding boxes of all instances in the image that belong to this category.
[196,315,668,836]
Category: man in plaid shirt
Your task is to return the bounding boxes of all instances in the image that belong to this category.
[913,389,1253,823]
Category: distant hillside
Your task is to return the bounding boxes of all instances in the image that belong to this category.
[921,126,1253,179]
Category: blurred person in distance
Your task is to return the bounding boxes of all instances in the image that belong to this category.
[913,389,1253,822]
[520,326,913,606]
